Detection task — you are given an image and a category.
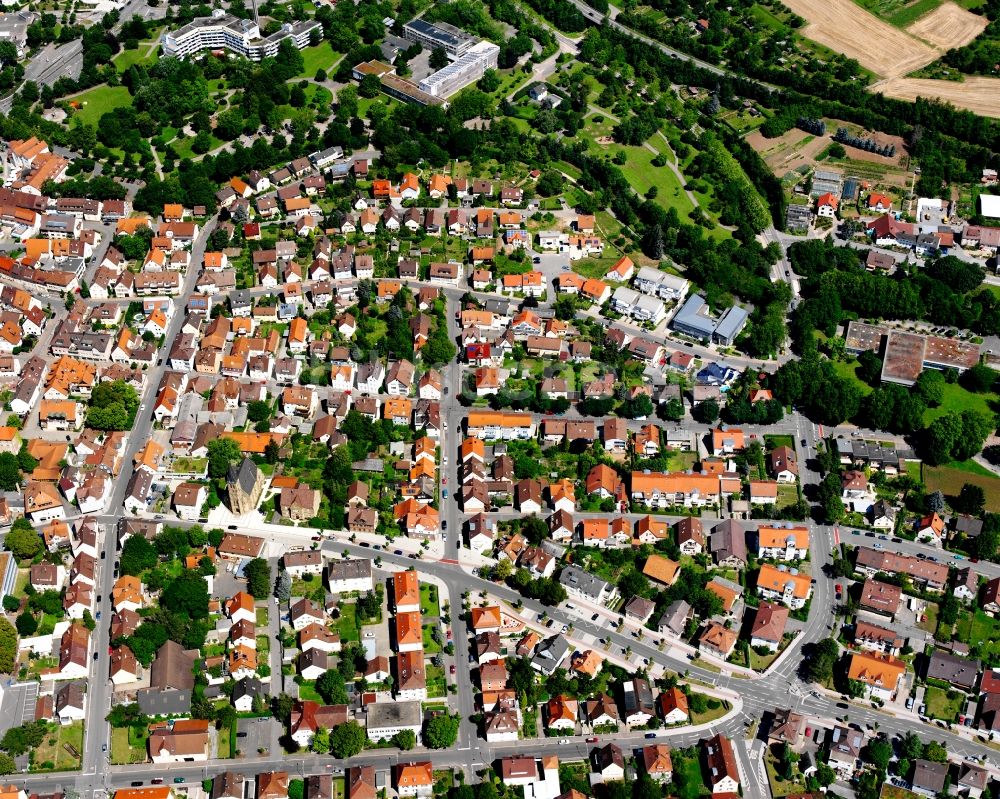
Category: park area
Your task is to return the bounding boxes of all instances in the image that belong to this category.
[298,42,342,78]
[70,85,132,128]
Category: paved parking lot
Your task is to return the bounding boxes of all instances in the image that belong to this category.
[0,682,38,737]
[236,716,275,757]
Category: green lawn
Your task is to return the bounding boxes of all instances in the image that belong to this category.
[217,719,233,759]
[169,457,208,474]
[672,753,710,799]
[173,133,225,159]
[572,256,620,280]
[298,42,341,78]
[72,85,132,127]
[292,575,326,602]
[923,685,963,721]
[689,697,731,725]
[923,382,998,424]
[298,682,324,702]
[113,45,157,72]
[110,726,147,765]
[923,463,1000,512]
[32,722,83,771]
[887,0,942,24]
[776,484,800,510]
[765,754,807,798]
[829,358,873,396]
[335,603,359,642]
[426,662,446,698]
[616,141,696,220]
[917,602,938,633]
[852,0,942,26]
[420,583,441,617]
[423,623,442,654]
[665,450,699,471]
[749,3,787,30]
[954,610,1000,661]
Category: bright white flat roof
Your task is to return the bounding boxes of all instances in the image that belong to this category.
[980,194,1000,219]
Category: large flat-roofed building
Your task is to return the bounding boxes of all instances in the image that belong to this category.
[671,294,748,345]
[844,321,886,354]
[844,321,981,386]
[882,329,980,385]
[418,41,500,97]
[403,18,478,56]
[880,331,925,385]
[351,60,445,107]
[162,11,320,61]
[380,73,445,107]
[365,700,423,741]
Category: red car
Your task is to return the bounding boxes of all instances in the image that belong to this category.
[450,665,456,675]
[586,737,599,743]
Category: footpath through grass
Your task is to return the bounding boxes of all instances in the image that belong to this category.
[298,42,341,78]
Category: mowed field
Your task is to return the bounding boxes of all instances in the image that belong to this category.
[781,0,937,77]
[877,76,1000,118]
[906,2,987,48]
[780,0,996,116]
[923,463,1000,512]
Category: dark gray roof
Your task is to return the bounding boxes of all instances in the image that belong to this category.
[531,635,570,674]
[137,687,192,716]
[912,760,948,793]
[228,457,260,494]
[657,599,691,635]
[366,699,422,728]
[232,677,264,702]
[711,520,747,564]
[326,558,372,585]
[926,650,981,690]
[56,681,84,712]
[559,564,611,601]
